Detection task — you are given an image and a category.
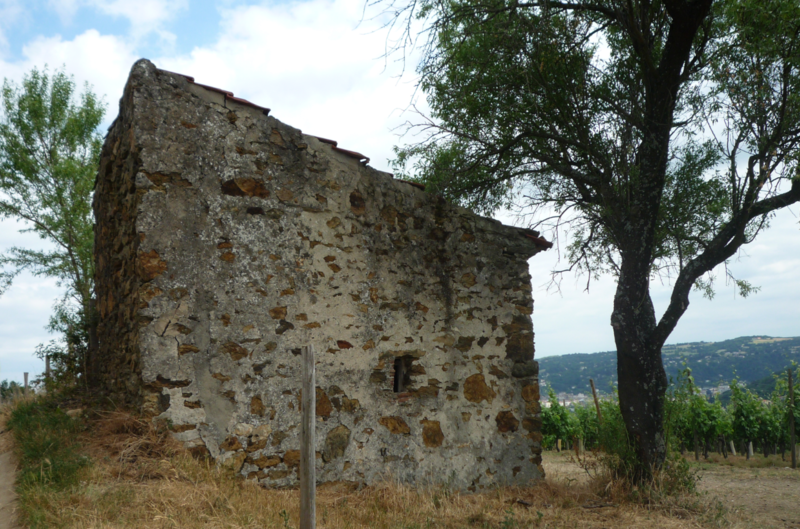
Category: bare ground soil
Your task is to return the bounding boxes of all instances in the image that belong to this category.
[543,450,800,528]
[696,460,800,528]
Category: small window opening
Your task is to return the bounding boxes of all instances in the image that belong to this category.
[393,356,413,392]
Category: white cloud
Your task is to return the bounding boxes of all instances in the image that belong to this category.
[8,30,138,114]
[48,0,187,41]
[157,0,424,172]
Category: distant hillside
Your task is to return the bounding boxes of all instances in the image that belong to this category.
[538,336,800,395]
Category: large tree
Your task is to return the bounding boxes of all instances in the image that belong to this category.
[387,0,800,477]
[0,68,103,384]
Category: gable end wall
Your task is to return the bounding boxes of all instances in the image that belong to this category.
[94,59,545,490]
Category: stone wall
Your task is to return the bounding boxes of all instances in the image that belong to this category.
[94,73,146,401]
[94,59,550,490]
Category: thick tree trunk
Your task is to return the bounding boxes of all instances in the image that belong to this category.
[612,269,668,480]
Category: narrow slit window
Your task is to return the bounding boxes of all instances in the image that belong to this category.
[393,356,413,392]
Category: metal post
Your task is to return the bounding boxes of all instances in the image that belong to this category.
[300,345,316,529]
[789,368,796,469]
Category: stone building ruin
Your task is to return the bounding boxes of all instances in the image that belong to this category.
[94,59,551,490]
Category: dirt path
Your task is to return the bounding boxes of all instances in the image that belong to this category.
[0,423,20,529]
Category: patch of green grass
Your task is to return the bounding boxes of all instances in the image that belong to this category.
[7,399,90,527]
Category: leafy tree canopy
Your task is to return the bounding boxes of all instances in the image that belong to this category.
[0,67,104,382]
[383,0,800,476]
[392,0,799,293]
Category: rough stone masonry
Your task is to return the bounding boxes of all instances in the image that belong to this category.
[94,59,551,490]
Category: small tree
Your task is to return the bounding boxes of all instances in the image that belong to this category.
[0,67,104,384]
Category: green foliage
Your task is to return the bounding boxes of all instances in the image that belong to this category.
[7,400,89,492]
[544,365,799,480]
[729,379,762,445]
[573,402,600,449]
[594,396,638,479]
[540,387,579,449]
[0,379,23,399]
[391,0,800,292]
[0,67,104,383]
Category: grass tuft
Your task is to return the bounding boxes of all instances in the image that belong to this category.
[7,399,89,491]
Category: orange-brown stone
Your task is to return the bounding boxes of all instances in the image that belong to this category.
[495,411,519,433]
[283,450,301,468]
[138,250,167,280]
[378,416,410,435]
[247,455,281,469]
[316,387,333,418]
[250,396,266,416]
[221,342,248,361]
[521,384,539,402]
[221,178,270,198]
[269,306,287,319]
[463,374,496,404]
[220,436,243,451]
[178,344,199,355]
[420,419,444,448]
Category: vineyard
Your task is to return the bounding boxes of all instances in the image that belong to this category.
[541,365,800,463]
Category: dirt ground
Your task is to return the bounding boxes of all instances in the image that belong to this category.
[696,461,800,528]
[0,420,20,529]
[543,450,800,528]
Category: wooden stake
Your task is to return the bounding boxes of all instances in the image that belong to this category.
[46,355,51,379]
[23,372,28,393]
[590,378,603,425]
[789,368,796,470]
[300,345,316,529]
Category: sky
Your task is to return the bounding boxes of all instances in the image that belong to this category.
[0,0,798,383]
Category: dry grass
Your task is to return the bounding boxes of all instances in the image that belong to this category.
[2,409,741,529]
